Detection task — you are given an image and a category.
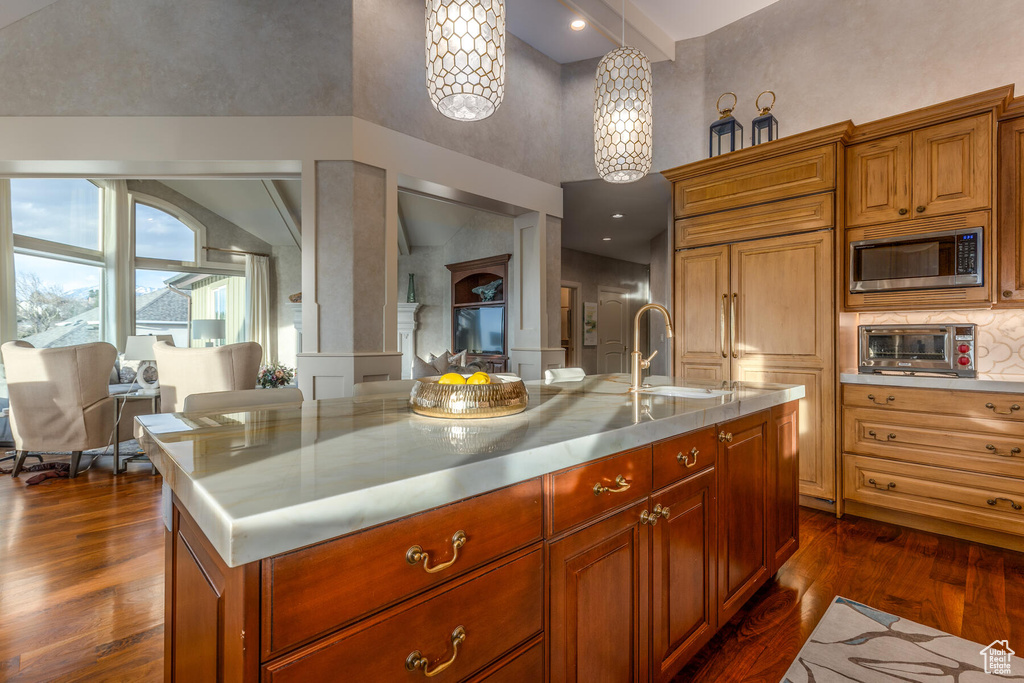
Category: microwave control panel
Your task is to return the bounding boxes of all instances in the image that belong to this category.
[956,232,979,275]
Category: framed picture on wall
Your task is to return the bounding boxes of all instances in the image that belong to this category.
[583,301,597,346]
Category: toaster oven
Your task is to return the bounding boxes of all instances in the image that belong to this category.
[858,324,977,377]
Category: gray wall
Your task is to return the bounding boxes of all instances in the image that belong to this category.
[398,211,515,359]
[0,0,352,116]
[272,245,302,368]
[560,247,649,376]
[353,0,564,185]
[646,228,671,376]
[561,0,1024,181]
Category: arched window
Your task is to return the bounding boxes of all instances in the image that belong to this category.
[134,200,200,263]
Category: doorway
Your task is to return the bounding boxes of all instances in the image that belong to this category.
[560,283,580,367]
[598,286,629,373]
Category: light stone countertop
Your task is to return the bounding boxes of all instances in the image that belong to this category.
[840,371,1024,394]
[137,374,804,567]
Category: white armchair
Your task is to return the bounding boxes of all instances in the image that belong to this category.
[153,341,263,413]
[1,340,117,478]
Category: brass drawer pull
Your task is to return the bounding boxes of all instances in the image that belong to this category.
[718,431,733,443]
[867,478,896,491]
[677,447,698,468]
[985,402,1021,416]
[406,531,468,574]
[987,497,1023,511]
[406,625,467,677]
[593,475,630,496]
[985,444,1022,457]
[640,504,671,526]
[867,430,897,442]
[867,394,895,405]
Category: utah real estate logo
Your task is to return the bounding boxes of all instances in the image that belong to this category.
[980,640,1015,676]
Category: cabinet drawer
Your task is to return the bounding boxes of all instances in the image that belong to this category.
[653,427,717,489]
[843,384,1024,423]
[548,447,652,535]
[844,454,1024,536]
[844,407,1024,477]
[264,479,543,656]
[262,548,544,682]
[673,144,836,218]
[467,638,544,682]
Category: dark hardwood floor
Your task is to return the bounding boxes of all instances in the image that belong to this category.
[0,457,164,682]
[1,458,1021,682]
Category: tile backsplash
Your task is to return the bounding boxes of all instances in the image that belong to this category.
[858,310,1024,375]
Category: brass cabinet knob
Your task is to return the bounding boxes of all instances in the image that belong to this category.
[718,431,733,443]
[898,208,908,215]
[640,504,671,526]
[916,206,926,213]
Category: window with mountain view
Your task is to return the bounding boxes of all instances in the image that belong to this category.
[14,254,103,347]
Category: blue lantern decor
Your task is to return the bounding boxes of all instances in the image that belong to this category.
[752,90,779,146]
[709,92,742,157]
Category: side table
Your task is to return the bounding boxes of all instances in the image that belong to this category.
[112,391,160,474]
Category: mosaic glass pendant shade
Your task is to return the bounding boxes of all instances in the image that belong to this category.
[426,0,505,122]
[594,46,653,183]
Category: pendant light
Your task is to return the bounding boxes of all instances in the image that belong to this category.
[426,0,506,122]
[594,0,653,183]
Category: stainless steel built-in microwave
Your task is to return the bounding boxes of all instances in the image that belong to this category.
[849,227,983,293]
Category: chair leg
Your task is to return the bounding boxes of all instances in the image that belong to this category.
[11,451,29,477]
[69,451,83,479]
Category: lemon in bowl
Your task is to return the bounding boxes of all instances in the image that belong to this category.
[437,372,467,385]
[466,372,491,385]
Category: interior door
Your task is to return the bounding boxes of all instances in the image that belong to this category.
[598,286,629,374]
[730,231,835,501]
[674,246,730,383]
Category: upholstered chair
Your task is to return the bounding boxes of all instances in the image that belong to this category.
[1,340,117,478]
[153,341,262,413]
[182,387,303,413]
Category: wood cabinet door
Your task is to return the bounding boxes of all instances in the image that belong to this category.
[846,133,912,227]
[716,410,770,626]
[730,231,835,501]
[549,501,649,683]
[674,245,730,382]
[998,116,1024,305]
[650,467,717,682]
[769,401,800,573]
[912,113,992,217]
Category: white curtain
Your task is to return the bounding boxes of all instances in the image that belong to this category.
[245,254,272,365]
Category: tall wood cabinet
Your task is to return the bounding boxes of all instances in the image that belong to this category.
[998,109,1024,305]
[666,131,840,503]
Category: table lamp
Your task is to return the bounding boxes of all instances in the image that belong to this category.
[192,319,226,347]
[123,334,174,394]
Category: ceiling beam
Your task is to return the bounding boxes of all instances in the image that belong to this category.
[560,0,675,62]
[263,179,301,248]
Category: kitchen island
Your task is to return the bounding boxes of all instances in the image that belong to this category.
[138,374,804,682]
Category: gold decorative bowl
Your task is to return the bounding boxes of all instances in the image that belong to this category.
[410,375,529,419]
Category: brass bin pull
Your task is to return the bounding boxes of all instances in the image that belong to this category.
[406,531,468,574]
[987,497,1023,511]
[867,478,896,491]
[593,475,631,496]
[406,626,467,677]
[677,447,699,468]
[720,294,728,359]
[986,444,1022,457]
[718,431,733,443]
[867,394,895,405]
[867,430,897,442]
[985,402,1021,415]
[641,504,671,526]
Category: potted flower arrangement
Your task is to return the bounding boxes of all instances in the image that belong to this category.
[258,363,295,389]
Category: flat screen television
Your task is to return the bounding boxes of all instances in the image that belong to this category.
[454,306,505,355]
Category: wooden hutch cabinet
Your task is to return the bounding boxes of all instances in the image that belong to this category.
[446,254,510,372]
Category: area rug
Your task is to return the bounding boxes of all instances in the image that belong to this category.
[782,596,1023,682]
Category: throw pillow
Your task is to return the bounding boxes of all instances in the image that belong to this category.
[413,354,437,379]
[449,350,468,368]
[429,350,453,374]
[119,358,138,384]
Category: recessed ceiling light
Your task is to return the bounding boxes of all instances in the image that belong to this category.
[603,237,612,241]
[570,19,586,31]
[611,213,623,219]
